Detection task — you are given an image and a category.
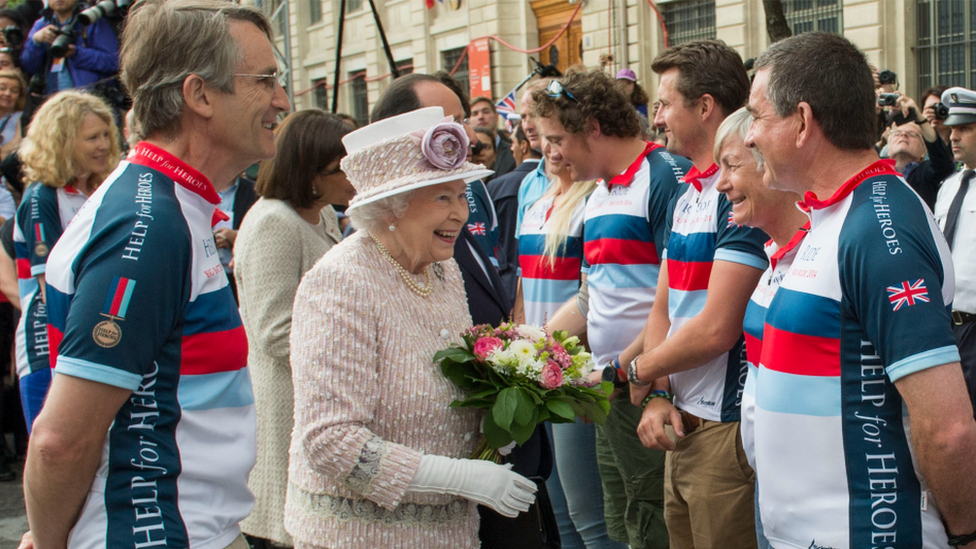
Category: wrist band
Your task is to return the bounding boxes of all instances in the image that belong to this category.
[947,525,976,547]
[641,390,673,409]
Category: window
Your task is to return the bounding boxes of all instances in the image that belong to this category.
[350,73,369,128]
[661,0,716,46]
[346,0,363,14]
[442,48,469,94]
[396,58,414,76]
[782,0,842,36]
[916,0,976,91]
[309,0,322,24]
[312,78,328,110]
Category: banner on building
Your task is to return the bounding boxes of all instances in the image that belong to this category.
[468,38,492,100]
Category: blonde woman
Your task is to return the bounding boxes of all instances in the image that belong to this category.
[0,68,25,158]
[514,150,622,549]
[13,90,120,430]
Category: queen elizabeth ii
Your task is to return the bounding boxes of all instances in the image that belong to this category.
[284,107,536,549]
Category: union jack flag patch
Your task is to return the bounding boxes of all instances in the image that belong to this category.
[468,222,486,236]
[887,279,930,311]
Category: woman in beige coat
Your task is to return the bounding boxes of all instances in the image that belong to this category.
[234,110,354,548]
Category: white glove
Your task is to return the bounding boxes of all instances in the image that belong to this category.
[407,454,537,517]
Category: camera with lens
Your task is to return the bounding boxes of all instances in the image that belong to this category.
[879,70,897,86]
[50,0,130,58]
[48,22,76,58]
[878,93,899,107]
[2,25,22,48]
[933,101,949,120]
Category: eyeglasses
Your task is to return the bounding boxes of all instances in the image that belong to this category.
[546,80,579,103]
[890,129,922,140]
[233,71,280,91]
[452,114,471,126]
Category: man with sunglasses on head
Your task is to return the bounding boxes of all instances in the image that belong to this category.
[630,40,768,549]
[539,67,690,549]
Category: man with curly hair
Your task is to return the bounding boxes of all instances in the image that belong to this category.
[631,39,769,549]
[538,67,691,549]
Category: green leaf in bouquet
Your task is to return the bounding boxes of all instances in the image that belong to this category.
[434,347,477,364]
[578,400,609,425]
[510,406,538,445]
[440,360,478,389]
[492,387,519,430]
[546,399,575,420]
[512,387,536,427]
[482,410,515,449]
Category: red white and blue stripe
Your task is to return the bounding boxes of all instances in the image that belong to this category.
[584,142,690,366]
[664,164,768,422]
[518,193,586,326]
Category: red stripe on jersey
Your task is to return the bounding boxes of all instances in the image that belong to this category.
[584,238,658,266]
[761,325,840,377]
[17,258,31,279]
[667,259,712,292]
[744,331,762,367]
[48,325,64,369]
[520,255,582,281]
[181,326,248,375]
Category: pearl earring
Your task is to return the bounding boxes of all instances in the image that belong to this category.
[389,224,396,232]
[311,185,318,196]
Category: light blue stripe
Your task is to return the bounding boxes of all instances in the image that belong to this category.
[715,249,768,271]
[118,279,136,318]
[55,356,144,391]
[886,345,961,382]
[522,277,578,307]
[756,368,840,417]
[668,287,708,319]
[18,278,38,302]
[30,264,46,276]
[178,368,255,411]
[744,364,758,396]
[586,263,660,290]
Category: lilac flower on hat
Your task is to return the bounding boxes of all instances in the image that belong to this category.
[410,117,469,170]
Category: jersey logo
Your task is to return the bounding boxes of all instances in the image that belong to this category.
[467,222,486,236]
[887,279,929,311]
[93,276,136,348]
[727,211,738,228]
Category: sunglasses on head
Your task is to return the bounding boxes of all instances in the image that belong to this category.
[546,80,580,103]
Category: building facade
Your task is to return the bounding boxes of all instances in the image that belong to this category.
[255,0,964,119]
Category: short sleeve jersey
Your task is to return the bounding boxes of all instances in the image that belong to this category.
[740,225,807,471]
[663,164,768,422]
[584,142,690,366]
[755,160,959,548]
[518,192,587,326]
[44,143,256,549]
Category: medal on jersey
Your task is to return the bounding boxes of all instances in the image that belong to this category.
[33,223,48,257]
[93,276,136,348]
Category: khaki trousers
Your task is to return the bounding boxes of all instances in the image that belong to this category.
[664,418,757,549]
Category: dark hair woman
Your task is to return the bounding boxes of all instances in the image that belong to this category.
[233,109,354,548]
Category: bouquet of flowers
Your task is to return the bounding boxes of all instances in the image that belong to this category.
[434,322,612,462]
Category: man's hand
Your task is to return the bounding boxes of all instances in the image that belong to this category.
[629,381,652,408]
[213,228,237,250]
[637,397,684,451]
[64,44,76,58]
[586,370,618,402]
[32,25,58,45]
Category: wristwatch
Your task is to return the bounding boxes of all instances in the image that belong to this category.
[628,355,651,387]
[601,357,627,388]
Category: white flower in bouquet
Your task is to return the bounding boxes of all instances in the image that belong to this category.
[516,324,546,343]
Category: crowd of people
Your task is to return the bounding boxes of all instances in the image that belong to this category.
[0,1,975,549]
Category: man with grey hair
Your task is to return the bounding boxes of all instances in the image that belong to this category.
[22,1,288,548]
[744,31,976,548]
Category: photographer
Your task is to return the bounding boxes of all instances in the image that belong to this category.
[884,90,955,210]
[20,0,117,96]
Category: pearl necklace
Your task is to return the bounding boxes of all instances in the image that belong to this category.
[368,232,434,298]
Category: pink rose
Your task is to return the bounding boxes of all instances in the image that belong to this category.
[539,361,564,389]
[473,337,503,359]
[410,118,469,170]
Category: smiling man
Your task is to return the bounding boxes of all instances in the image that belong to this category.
[533,67,690,549]
[23,1,289,548]
[744,32,976,549]
[632,39,768,549]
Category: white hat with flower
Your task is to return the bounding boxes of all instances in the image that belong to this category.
[341,107,494,211]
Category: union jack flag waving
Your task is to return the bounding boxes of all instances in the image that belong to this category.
[496,87,519,132]
[887,279,930,311]
[468,222,486,236]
